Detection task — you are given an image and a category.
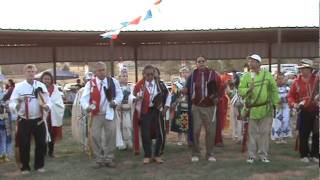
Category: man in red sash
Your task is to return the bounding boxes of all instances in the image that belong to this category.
[184,56,223,162]
[288,59,319,163]
[81,62,123,169]
[133,65,171,164]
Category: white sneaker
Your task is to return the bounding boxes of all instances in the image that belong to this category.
[21,170,30,175]
[37,168,46,173]
[275,140,281,144]
[300,157,310,163]
[208,156,216,162]
[246,157,254,164]
[117,145,126,150]
[310,157,319,163]
[280,139,287,144]
[177,142,183,146]
[191,156,199,162]
[261,158,270,163]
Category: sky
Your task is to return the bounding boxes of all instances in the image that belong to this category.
[0,0,318,31]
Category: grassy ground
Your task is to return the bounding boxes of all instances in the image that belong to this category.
[0,120,318,180]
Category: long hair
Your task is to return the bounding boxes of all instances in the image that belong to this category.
[40,71,54,85]
[8,79,15,87]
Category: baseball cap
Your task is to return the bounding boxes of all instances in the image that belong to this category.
[247,54,262,63]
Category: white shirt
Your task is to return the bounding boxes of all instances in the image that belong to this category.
[48,85,65,127]
[145,80,171,107]
[80,77,123,119]
[9,80,52,119]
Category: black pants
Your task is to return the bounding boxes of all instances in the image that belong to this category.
[140,107,165,158]
[299,110,319,158]
[18,118,46,171]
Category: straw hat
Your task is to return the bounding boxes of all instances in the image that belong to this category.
[297,59,315,69]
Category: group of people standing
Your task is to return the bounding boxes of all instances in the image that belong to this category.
[71,59,223,167]
[228,55,319,164]
[5,64,65,174]
[1,53,318,175]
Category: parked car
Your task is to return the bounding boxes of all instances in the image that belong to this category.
[63,83,79,91]
[261,64,298,75]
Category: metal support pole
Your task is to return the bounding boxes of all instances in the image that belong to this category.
[134,46,138,83]
[268,43,272,72]
[110,39,115,77]
[52,47,57,84]
[277,28,282,73]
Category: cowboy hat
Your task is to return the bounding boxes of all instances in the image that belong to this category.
[297,59,315,69]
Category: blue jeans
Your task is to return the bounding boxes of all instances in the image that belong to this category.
[0,129,12,156]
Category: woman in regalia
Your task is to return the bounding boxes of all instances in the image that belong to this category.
[271,72,292,143]
[116,69,135,150]
[40,72,65,157]
[0,79,13,163]
[170,67,191,145]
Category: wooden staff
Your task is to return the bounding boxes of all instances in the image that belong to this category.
[87,112,93,159]
[241,76,255,153]
[36,90,51,143]
[241,120,249,153]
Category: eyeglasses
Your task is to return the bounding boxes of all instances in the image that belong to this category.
[197,60,205,63]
